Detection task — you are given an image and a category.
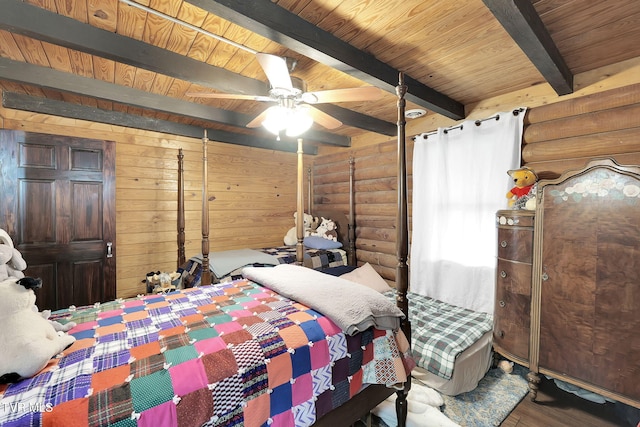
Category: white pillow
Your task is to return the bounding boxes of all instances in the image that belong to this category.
[340,262,391,293]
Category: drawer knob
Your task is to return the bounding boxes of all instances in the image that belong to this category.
[500,270,507,278]
[542,272,549,281]
[500,240,508,248]
[497,330,505,338]
[499,300,506,308]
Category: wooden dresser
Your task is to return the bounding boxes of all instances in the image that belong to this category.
[494,209,534,367]
[494,159,640,410]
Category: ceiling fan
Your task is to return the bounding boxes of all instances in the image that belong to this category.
[187,53,383,136]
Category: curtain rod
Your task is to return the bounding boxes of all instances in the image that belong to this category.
[412,108,525,141]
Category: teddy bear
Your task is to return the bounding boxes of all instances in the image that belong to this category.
[283,211,317,245]
[506,167,538,210]
[0,229,27,280]
[311,216,338,242]
[0,277,76,383]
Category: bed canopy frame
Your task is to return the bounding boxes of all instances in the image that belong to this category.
[176,73,411,427]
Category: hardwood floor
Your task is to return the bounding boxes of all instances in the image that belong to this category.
[501,376,638,427]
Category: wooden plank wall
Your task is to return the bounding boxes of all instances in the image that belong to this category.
[0,106,308,299]
[523,83,640,177]
[312,138,413,287]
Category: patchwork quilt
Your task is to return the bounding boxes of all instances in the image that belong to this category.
[0,279,411,427]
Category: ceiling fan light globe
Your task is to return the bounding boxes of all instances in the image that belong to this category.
[262,106,290,135]
[285,110,314,137]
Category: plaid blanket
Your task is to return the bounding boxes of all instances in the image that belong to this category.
[386,291,493,380]
[259,246,347,270]
[0,279,411,427]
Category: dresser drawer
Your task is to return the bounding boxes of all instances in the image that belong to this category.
[497,228,533,263]
[494,283,531,361]
[496,259,532,296]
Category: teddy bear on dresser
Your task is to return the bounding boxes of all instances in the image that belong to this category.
[506,167,538,210]
[0,277,76,383]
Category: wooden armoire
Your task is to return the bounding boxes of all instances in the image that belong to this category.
[494,158,640,410]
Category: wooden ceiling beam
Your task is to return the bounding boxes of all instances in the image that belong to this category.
[2,91,318,154]
[0,0,265,96]
[483,0,573,95]
[185,0,465,120]
[0,58,349,147]
[0,0,390,136]
[313,105,396,136]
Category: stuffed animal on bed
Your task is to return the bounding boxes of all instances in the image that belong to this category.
[0,229,27,281]
[311,216,338,242]
[506,167,538,210]
[0,277,76,383]
[283,212,317,245]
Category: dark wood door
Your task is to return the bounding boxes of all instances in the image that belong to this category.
[0,130,116,311]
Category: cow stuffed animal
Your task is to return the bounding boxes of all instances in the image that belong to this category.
[0,229,27,281]
[0,277,76,383]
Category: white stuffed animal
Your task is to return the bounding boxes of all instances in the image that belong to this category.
[311,217,338,242]
[0,229,27,280]
[0,277,76,382]
[283,212,316,245]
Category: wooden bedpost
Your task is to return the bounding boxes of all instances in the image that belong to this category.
[348,157,356,266]
[395,73,410,334]
[296,138,304,265]
[395,71,410,427]
[307,166,312,216]
[201,130,211,286]
[177,149,186,269]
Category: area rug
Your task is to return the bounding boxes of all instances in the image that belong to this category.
[364,364,529,427]
[440,364,529,426]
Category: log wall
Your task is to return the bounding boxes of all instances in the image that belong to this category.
[314,80,640,289]
[0,106,309,299]
[523,83,640,176]
[312,139,413,286]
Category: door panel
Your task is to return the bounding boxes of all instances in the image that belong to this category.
[0,130,115,311]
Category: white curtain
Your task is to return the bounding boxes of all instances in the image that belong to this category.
[410,109,525,314]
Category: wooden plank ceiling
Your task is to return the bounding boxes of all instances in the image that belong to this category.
[0,0,639,152]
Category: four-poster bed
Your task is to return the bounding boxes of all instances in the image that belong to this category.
[0,73,414,427]
[173,73,414,425]
[175,139,356,286]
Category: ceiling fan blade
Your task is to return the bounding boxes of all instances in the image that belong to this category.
[302,86,383,104]
[246,107,275,128]
[307,105,343,129]
[186,92,272,102]
[256,53,293,90]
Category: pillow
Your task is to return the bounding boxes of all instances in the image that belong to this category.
[303,235,343,250]
[340,262,391,293]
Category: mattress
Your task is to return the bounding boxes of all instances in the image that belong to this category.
[387,290,494,396]
[181,247,347,287]
[412,330,493,396]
